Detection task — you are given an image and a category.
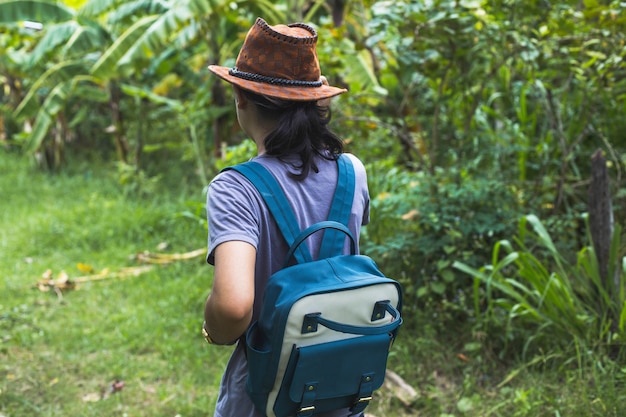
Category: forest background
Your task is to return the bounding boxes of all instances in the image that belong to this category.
[1,0,626,416]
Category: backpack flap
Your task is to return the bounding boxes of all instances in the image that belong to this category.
[274,332,392,417]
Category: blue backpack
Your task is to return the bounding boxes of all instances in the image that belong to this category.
[226,154,403,417]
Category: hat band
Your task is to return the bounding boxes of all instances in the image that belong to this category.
[228,68,323,88]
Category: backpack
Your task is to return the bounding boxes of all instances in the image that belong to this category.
[226,154,403,417]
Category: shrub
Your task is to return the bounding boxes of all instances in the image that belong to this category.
[362,162,522,328]
[454,214,626,362]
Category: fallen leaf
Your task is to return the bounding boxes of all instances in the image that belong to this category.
[401,209,420,221]
[77,263,94,273]
[34,247,205,293]
[111,380,125,393]
[82,392,101,402]
[135,248,205,264]
[56,271,70,284]
[97,380,127,400]
[35,270,76,294]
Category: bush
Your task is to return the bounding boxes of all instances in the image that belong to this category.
[362,162,522,328]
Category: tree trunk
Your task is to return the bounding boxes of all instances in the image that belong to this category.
[211,79,227,159]
[134,97,145,167]
[588,148,619,337]
[109,81,129,163]
[588,149,613,286]
[209,28,228,160]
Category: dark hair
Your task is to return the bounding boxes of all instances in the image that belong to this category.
[241,89,344,179]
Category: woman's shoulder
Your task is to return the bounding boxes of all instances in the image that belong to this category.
[341,153,368,185]
[342,152,366,171]
[207,167,262,205]
[209,169,244,191]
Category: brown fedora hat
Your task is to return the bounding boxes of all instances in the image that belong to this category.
[208,18,347,101]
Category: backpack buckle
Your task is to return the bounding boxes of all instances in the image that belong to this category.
[350,373,375,414]
[297,382,318,417]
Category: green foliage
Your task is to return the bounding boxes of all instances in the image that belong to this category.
[354,0,626,215]
[362,161,522,325]
[454,214,626,362]
[0,0,75,23]
[114,160,161,197]
[213,139,257,171]
[2,3,626,409]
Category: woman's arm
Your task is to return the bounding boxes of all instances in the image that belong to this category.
[204,240,256,345]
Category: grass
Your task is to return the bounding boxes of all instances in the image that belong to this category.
[0,151,227,416]
[1,150,625,417]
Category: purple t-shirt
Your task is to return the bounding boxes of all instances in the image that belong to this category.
[206,152,370,417]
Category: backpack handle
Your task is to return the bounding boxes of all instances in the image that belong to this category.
[303,300,402,335]
[284,221,356,267]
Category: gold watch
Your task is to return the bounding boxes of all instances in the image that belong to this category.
[202,321,215,344]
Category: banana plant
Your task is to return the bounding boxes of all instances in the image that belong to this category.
[0,0,75,22]
[4,0,358,172]
[0,32,32,144]
[0,0,119,165]
[87,0,285,160]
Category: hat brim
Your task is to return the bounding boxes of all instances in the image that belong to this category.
[208,65,347,102]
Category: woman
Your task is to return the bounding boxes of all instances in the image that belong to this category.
[203,18,370,417]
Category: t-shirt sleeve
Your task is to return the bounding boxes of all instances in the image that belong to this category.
[206,172,261,265]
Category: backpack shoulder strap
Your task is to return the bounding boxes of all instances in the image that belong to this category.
[224,162,313,264]
[318,154,356,258]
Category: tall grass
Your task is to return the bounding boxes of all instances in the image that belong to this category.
[454,214,626,362]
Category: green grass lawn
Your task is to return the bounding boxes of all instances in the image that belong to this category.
[0,152,229,416]
[1,151,625,417]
